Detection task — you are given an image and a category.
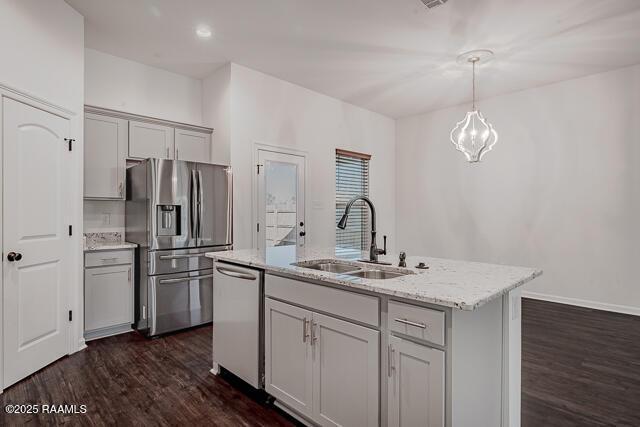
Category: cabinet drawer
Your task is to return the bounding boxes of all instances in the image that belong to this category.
[266,274,379,327]
[85,249,133,267]
[388,301,445,346]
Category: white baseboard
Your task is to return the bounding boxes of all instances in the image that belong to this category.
[522,291,640,317]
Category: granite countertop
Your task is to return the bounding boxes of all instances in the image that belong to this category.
[84,232,138,252]
[84,241,138,251]
[205,246,542,311]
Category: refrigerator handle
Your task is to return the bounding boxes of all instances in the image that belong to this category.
[190,169,198,239]
[197,169,204,240]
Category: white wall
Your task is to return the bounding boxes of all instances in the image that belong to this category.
[202,64,231,165]
[85,48,203,125]
[229,64,396,251]
[0,0,84,111]
[84,200,125,235]
[396,65,640,314]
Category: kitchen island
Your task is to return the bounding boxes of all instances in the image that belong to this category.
[206,246,542,427]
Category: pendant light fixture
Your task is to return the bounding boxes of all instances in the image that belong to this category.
[450,50,498,162]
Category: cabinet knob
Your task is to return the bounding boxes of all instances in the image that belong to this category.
[299,231,306,237]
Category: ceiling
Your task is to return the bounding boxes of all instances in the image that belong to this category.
[66,0,640,118]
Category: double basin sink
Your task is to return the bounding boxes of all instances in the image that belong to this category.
[292,260,414,280]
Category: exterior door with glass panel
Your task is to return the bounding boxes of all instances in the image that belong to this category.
[257,150,305,249]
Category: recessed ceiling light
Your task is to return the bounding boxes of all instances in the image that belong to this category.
[196,26,212,39]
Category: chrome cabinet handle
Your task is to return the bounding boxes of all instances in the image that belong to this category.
[215,266,256,281]
[388,344,395,377]
[394,318,427,329]
[190,170,198,238]
[302,317,309,343]
[101,257,118,262]
[166,146,170,158]
[310,320,318,344]
[197,170,204,239]
[119,182,124,198]
[159,273,213,284]
[159,254,206,260]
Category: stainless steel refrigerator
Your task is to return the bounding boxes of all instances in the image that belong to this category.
[125,158,232,337]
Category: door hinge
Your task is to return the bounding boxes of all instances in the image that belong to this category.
[64,138,75,151]
[68,225,73,236]
[68,310,73,322]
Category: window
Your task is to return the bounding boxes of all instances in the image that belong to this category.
[335,149,371,253]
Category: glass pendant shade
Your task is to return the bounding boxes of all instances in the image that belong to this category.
[450,109,498,162]
[450,52,498,162]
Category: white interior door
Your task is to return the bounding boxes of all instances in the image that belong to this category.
[257,149,305,250]
[2,98,72,388]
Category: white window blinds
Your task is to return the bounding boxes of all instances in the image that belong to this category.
[335,149,371,253]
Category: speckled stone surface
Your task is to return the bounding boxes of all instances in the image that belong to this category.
[84,232,138,251]
[206,246,542,311]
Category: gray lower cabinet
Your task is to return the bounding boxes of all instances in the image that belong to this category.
[84,250,134,340]
[312,312,379,427]
[265,297,379,426]
[265,298,314,417]
[387,335,445,427]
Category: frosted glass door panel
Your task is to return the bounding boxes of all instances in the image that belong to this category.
[257,150,305,250]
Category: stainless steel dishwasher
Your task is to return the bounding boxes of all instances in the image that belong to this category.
[212,261,264,388]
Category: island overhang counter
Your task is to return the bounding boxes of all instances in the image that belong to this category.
[206,246,542,427]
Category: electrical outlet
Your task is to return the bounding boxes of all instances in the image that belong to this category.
[102,213,111,225]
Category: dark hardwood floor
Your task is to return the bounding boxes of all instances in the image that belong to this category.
[1,299,638,426]
[0,326,296,426]
[522,298,640,427]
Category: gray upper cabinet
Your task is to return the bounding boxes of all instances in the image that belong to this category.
[175,128,212,162]
[128,120,175,160]
[84,113,128,199]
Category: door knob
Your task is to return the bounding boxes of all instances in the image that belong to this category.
[7,252,22,262]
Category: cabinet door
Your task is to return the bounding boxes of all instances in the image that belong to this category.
[265,298,313,418]
[388,335,445,427]
[175,128,211,162]
[312,312,379,427]
[128,120,175,160]
[84,113,127,199]
[84,264,133,331]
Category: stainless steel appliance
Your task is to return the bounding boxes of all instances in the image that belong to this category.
[126,159,232,337]
[212,262,263,388]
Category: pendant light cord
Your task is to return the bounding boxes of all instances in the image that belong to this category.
[472,59,476,111]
